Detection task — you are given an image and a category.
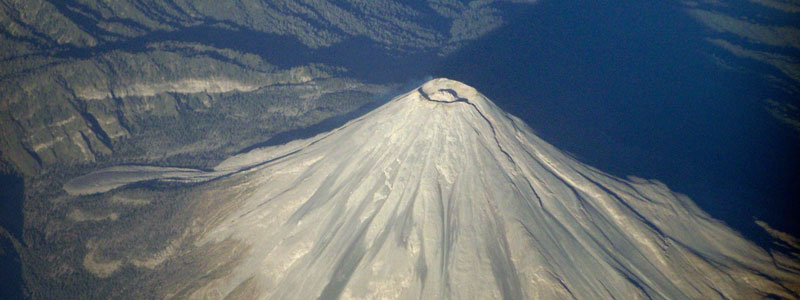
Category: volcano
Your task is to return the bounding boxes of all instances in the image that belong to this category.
[82,78,800,299]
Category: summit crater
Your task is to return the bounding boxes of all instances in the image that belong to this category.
[418,78,480,103]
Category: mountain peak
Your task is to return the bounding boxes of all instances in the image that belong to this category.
[418,78,480,104]
[64,80,800,299]
[387,78,502,129]
[193,80,800,299]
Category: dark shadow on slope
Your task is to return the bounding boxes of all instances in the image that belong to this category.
[0,171,26,300]
[434,0,800,250]
[0,235,25,300]
[52,22,438,84]
[52,23,315,69]
[0,172,24,243]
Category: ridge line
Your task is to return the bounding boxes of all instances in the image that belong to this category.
[417,87,516,165]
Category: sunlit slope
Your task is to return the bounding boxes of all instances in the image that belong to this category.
[167,78,799,299]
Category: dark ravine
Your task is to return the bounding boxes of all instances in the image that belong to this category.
[0,172,24,300]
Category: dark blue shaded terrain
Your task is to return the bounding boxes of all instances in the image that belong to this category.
[0,172,25,300]
[435,1,800,249]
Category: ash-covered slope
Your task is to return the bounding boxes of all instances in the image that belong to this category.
[149,79,800,299]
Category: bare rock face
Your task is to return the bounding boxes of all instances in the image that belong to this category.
[83,79,797,299]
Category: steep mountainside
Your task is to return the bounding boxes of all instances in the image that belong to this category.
[31,79,800,299]
[4,1,800,299]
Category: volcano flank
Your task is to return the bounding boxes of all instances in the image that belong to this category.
[67,79,800,299]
